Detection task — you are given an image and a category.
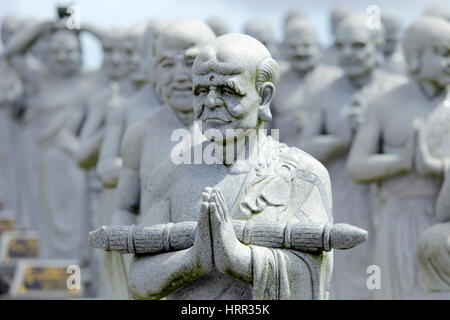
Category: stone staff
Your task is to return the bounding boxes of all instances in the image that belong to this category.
[89,220,367,254]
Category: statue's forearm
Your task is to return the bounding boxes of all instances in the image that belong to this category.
[347,153,410,183]
[4,21,53,59]
[301,135,349,162]
[128,247,204,300]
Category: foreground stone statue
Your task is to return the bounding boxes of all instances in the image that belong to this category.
[300,14,406,300]
[415,101,450,293]
[91,33,368,300]
[347,17,450,299]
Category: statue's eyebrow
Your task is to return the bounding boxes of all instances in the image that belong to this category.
[224,79,245,95]
[157,55,173,64]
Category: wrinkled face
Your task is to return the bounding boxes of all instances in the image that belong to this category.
[193,69,261,143]
[419,37,450,88]
[335,25,377,77]
[47,31,82,76]
[156,47,195,112]
[285,30,319,72]
[102,36,140,81]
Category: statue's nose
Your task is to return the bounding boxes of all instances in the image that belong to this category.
[205,89,222,109]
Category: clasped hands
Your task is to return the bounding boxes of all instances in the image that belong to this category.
[191,187,252,282]
[401,119,446,177]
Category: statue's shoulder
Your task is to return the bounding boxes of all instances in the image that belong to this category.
[270,138,331,190]
[264,138,332,222]
[368,78,413,118]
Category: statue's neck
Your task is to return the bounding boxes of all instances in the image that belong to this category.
[116,78,137,97]
[215,123,266,167]
[347,68,375,89]
[417,79,446,100]
[171,107,194,126]
[292,66,314,79]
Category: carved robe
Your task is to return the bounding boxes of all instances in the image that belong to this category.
[134,135,333,300]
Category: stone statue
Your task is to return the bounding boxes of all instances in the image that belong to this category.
[206,16,228,37]
[282,8,306,32]
[0,16,24,218]
[380,12,407,74]
[3,21,98,260]
[271,18,341,146]
[94,19,171,300]
[347,17,450,299]
[76,28,142,170]
[75,26,142,298]
[321,4,353,66]
[300,14,406,300]
[96,19,172,190]
[92,33,367,300]
[243,19,280,59]
[414,100,450,293]
[424,5,450,22]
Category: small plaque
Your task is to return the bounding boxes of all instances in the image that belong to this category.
[0,214,15,232]
[0,231,39,264]
[10,259,83,299]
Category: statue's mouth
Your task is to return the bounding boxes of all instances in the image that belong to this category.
[204,117,231,124]
[172,86,192,95]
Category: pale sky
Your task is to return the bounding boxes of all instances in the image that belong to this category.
[1,0,447,68]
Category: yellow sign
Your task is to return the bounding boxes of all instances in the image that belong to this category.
[18,266,81,296]
[5,238,39,262]
[0,218,14,232]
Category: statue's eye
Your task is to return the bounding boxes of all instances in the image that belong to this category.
[195,87,209,96]
[352,42,366,49]
[335,41,343,49]
[221,87,237,96]
[161,61,174,68]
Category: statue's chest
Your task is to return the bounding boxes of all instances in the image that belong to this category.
[168,166,248,223]
[126,105,153,129]
[275,80,306,112]
[382,102,434,149]
[322,89,355,136]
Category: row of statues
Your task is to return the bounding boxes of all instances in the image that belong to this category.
[0,3,449,299]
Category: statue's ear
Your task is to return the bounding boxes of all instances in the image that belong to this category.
[409,50,422,74]
[260,82,275,106]
[258,83,275,122]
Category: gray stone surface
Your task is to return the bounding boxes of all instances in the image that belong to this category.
[91,32,366,300]
[347,16,450,299]
[300,14,406,300]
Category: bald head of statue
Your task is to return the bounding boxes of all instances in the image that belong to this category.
[1,16,21,46]
[192,33,279,143]
[154,20,216,115]
[403,16,450,89]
